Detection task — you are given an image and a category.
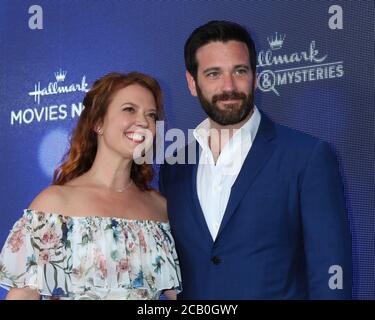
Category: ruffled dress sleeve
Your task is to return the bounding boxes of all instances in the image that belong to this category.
[0,210,40,291]
[0,209,182,300]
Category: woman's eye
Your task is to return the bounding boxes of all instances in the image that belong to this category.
[148,113,157,120]
[123,107,135,112]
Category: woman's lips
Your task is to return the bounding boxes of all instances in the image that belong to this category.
[124,132,145,143]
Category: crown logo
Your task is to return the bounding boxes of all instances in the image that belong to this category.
[54,69,67,82]
[267,32,286,50]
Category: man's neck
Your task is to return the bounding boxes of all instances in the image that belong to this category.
[208,107,254,162]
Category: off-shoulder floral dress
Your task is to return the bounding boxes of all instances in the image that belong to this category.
[0,209,181,300]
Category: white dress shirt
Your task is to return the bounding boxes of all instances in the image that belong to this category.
[193,106,261,240]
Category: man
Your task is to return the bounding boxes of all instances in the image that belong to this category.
[159,20,352,299]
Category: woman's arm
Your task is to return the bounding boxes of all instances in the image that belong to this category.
[6,287,40,300]
[163,289,177,300]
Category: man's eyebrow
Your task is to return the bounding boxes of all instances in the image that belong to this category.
[203,65,250,74]
[202,67,220,74]
[234,64,250,69]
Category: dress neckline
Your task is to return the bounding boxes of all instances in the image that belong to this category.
[24,208,169,225]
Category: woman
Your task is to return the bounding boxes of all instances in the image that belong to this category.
[0,72,181,300]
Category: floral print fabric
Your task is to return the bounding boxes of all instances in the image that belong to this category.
[0,209,181,300]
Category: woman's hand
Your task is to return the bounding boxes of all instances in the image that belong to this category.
[6,287,40,300]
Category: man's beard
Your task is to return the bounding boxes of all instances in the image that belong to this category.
[196,83,254,126]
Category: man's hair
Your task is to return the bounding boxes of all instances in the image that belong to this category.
[184,20,257,79]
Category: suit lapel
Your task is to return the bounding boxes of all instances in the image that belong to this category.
[187,141,214,246]
[216,114,276,239]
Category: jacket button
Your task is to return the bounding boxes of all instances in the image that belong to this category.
[211,256,221,265]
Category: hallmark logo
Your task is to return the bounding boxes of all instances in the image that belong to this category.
[257,33,344,96]
[10,69,88,125]
[29,69,89,104]
[267,32,286,50]
[54,69,67,82]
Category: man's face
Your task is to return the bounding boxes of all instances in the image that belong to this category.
[186,40,256,126]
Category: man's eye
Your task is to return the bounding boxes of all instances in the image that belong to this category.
[207,72,219,78]
[235,69,248,75]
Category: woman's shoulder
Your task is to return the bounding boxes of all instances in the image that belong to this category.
[28,185,70,214]
[148,189,168,222]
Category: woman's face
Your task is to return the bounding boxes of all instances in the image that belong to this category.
[98,84,158,161]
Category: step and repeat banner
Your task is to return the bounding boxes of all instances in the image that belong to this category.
[0,1,374,299]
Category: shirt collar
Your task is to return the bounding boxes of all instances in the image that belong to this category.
[193,105,261,151]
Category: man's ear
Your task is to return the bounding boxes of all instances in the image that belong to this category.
[186,71,198,97]
[253,75,258,91]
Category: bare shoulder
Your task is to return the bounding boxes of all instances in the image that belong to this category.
[28,185,69,214]
[148,189,168,222]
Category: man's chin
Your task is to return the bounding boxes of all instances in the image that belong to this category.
[210,115,243,126]
[210,107,253,126]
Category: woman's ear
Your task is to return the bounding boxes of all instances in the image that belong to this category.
[95,122,103,135]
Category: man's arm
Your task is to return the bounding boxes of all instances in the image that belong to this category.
[158,164,167,196]
[300,141,352,299]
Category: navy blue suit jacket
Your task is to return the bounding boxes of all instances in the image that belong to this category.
[159,113,352,299]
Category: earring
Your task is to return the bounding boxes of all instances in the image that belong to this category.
[97,128,103,135]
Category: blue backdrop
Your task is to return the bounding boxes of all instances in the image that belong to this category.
[0,0,374,299]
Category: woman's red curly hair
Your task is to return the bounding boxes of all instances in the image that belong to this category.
[53,72,163,191]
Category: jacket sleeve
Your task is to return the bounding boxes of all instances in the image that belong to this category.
[158,164,167,197]
[300,141,352,299]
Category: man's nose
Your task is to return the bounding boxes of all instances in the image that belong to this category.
[221,73,236,92]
